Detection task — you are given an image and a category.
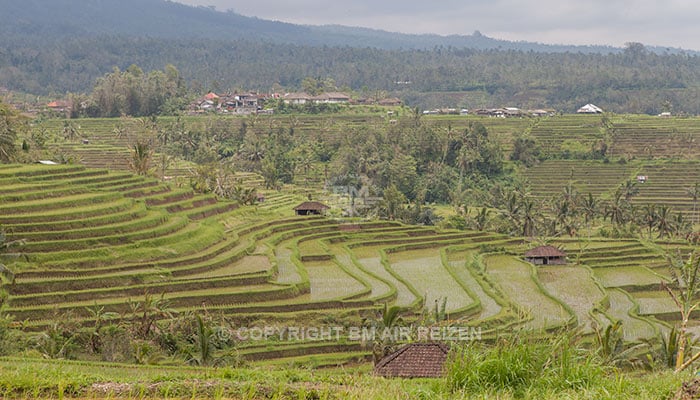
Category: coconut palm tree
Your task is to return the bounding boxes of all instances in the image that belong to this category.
[655,205,674,239]
[673,212,691,238]
[473,207,491,231]
[580,193,599,237]
[620,179,639,201]
[129,139,153,176]
[605,188,630,227]
[62,121,81,142]
[642,203,658,239]
[520,196,539,237]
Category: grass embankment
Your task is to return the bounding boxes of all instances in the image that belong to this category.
[0,355,691,399]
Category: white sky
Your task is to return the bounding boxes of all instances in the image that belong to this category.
[173,0,700,50]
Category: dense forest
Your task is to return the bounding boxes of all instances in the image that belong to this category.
[3,36,700,114]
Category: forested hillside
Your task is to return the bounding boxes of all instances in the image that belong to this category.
[2,0,700,113]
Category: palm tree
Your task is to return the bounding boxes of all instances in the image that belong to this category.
[655,205,674,239]
[112,121,129,141]
[85,303,118,353]
[554,197,579,237]
[473,207,491,231]
[62,121,81,142]
[129,139,153,176]
[620,179,639,201]
[673,212,691,238]
[605,188,630,227]
[378,185,406,221]
[520,196,538,237]
[243,136,265,163]
[581,193,599,237]
[129,292,176,339]
[440,123,455,164]
[642,204,658,239]
[504,191,521,234]
[456,145,479,178]
[562,182,579,209]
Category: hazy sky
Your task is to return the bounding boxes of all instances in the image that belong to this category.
[173,0,700,50]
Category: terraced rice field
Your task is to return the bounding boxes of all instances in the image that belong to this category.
[606,289,659,341]
[0,162,693,363]
[524,160,636,200]
[387,250,476,315]
[537,265,606,333]
[484,255,572,331]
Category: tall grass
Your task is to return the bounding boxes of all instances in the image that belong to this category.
[446,334,608,397]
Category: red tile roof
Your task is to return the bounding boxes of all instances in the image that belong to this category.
[374,343,450,378]
[524,245,567,258]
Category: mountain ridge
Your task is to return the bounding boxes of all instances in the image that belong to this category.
[1,0,693,54]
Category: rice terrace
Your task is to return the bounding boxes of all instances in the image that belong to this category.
[2,106,700,398]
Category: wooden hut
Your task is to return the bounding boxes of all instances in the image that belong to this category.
[524,245,567,265]
[293,201,329,216]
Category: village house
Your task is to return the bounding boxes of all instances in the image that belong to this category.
[503,107,523,117]
[283,92,312,105]
[378,97,402,106]
[220,93,262,114]
[530,109,556,117]
[311,92,351,104]
[191,91,272,114]
[46,100,71,113]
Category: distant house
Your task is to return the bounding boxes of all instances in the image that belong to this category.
[198,99,215,110]
[374,343,450,378]
[293,201,330,216]
[283,92,312,105]
[312,92,351,104]
[530,109,555,117]
[503,107,523,117]
[204,92,220,101]
[474,108,507,117]
[46,100,71,113]
[524,246,567,265]
[378,97,402,106]
[577,104,603,114]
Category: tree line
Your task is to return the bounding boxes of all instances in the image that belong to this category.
[3,35,700,113]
